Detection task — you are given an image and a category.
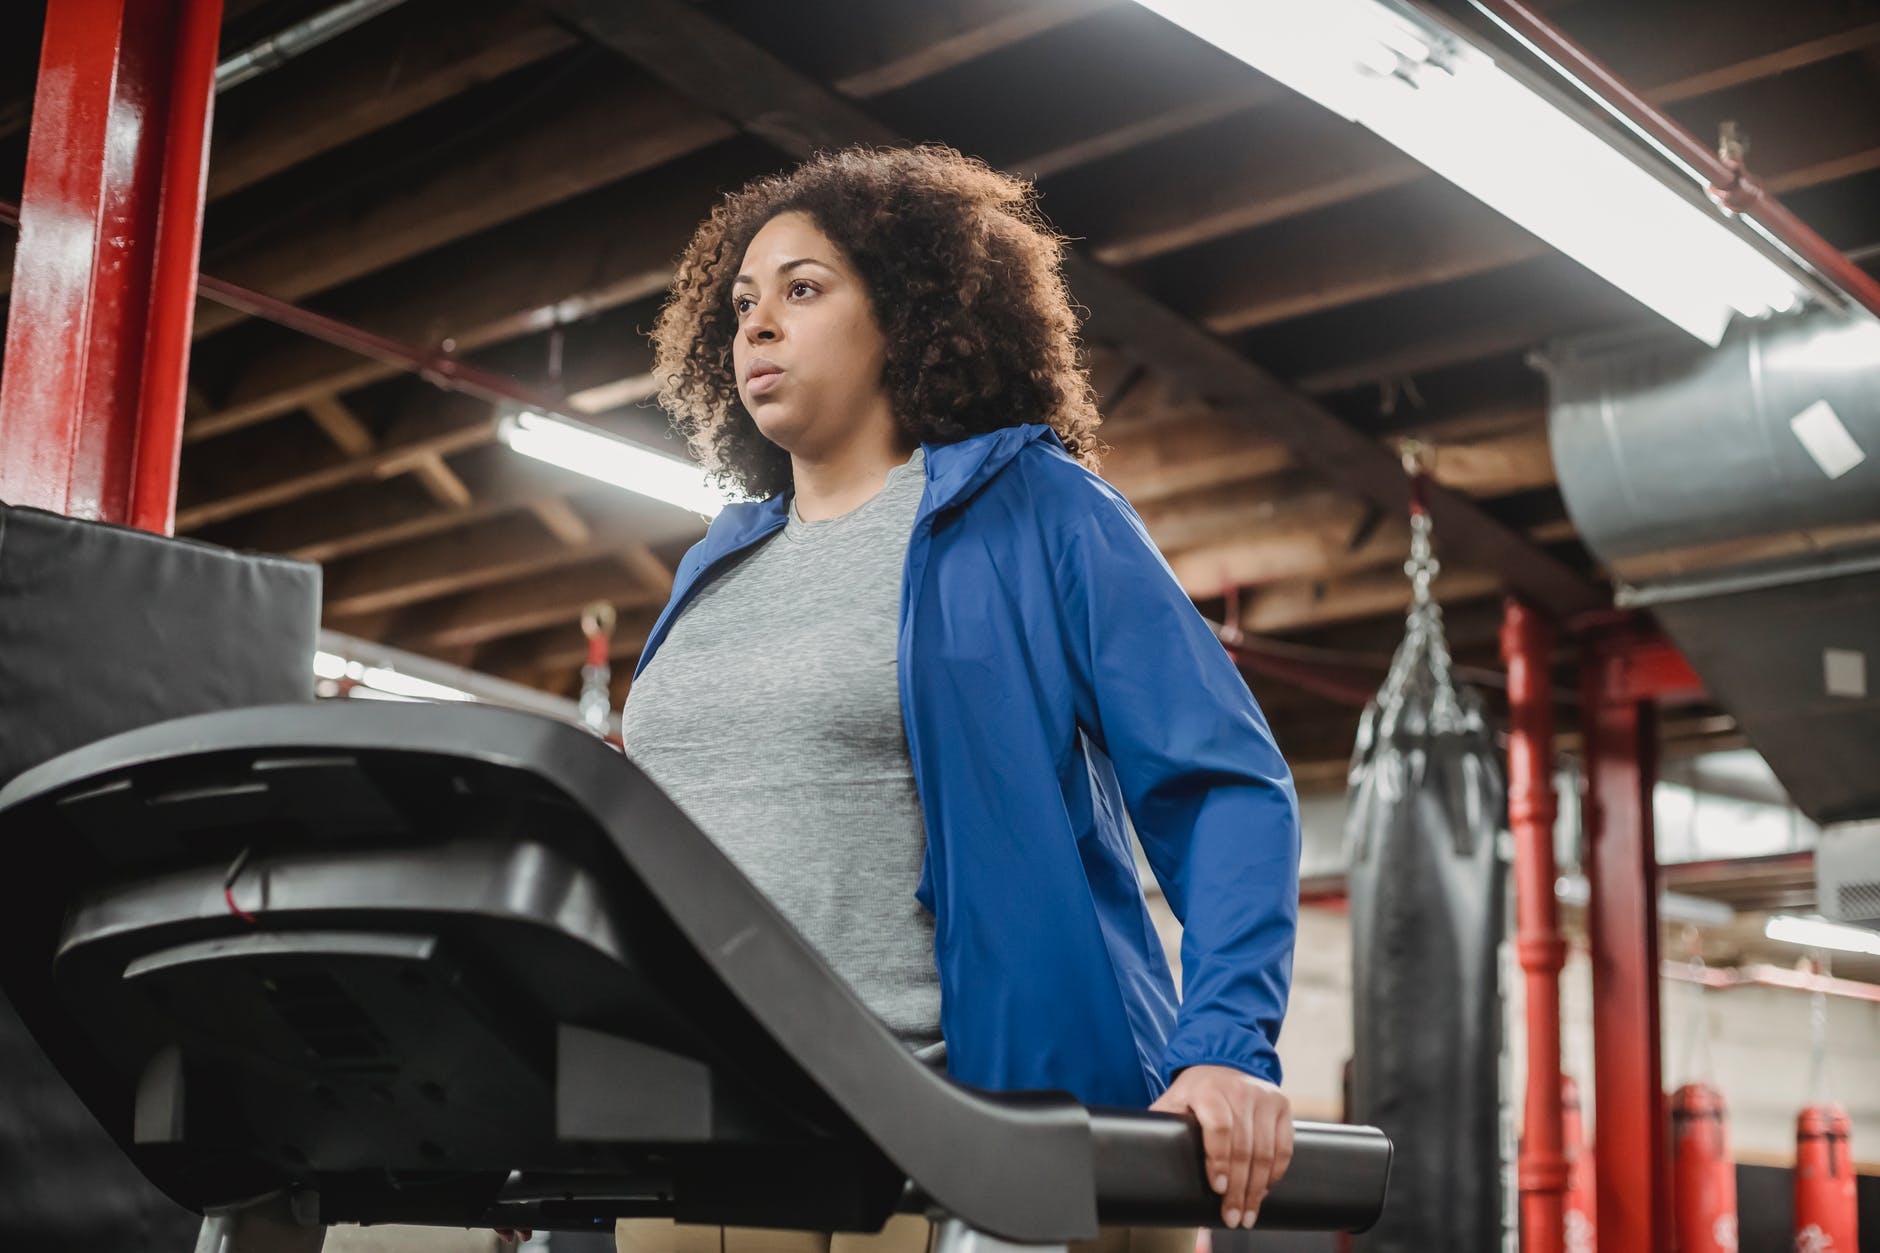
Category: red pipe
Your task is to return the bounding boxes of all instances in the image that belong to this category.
[1,199,578,427]
[1665,960,1880,1006]
[1581,628,1672,1253]
[1215,622,1379,707]
[129,0,223,535]
[0,0,222,530]
[1472,0,1880,322]
[1502,598,1568,1253]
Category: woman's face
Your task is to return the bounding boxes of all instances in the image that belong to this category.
[731,212,893,459]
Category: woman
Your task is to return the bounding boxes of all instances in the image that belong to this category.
[618,145,1301,1246]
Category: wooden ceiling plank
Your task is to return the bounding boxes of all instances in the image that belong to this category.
[831,0,1117,98]
[304,395,376,457]
[1237,565,1504,636]
[323,515,606,617]
[476,606,664,683]
[175,407,494,531]
[1198,196,1543,334]
[192,453,578,561]
[405,452,475,509]
[618,543,676,598]
[378,560,667,651]
[189,72,737,340]
[1649,22,1880,105]
[315,511,681,621]
[208,0,577,199]
[539,0,1601,619]
[190,158,732,441]
[530,498,594,546]
[1013,81,1281,181]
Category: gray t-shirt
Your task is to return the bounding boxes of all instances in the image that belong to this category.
[618,449,941,1052]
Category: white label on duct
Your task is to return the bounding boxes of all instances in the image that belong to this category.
[1824,648,1868,699]
[1789,400,1866,480]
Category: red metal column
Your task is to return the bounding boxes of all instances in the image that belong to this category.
[0,0,223,532]
[1581,630,1672,1253]
[1503,598,1568,1253]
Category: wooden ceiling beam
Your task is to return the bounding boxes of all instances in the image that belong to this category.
[189,0,1121,440]
[407,453,475,510]
[371,559,669,651]
[191,451,580,559]
[1237,564,1505,636]
[1557,0,1880,106]
[829,0,1117,98]
[304,395,375,458]
[207,0,576,199]
[324,512,582,617]
[1087,106,1423,266]
[320,506,664,618]
[1103,402,1553,508]
[1012,81,1281,181]
[1196,190,1542,334]
[189,71,735,339]
[541,0,1601,620]
[176,401,494,531]
[192,150,749,441]
[476,606,665,685]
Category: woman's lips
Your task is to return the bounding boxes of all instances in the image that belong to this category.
[747,369,784,397]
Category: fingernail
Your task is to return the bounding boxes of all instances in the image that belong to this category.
[1224,1210,1240,1228]
[1212,1174,1228,1193]
[1243,1210,1259,1229]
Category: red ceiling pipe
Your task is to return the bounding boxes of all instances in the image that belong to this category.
[1215,623,1380,707]
[0,200,581,432]
[1470,0,1880,322]
[1502,598,1568,1253]
[0,0,224,530]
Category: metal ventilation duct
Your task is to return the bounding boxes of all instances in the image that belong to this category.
[1545,308,1880,825]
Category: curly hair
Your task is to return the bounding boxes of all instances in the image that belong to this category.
[650,144,1103,500]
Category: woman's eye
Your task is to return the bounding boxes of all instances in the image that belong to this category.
[733,295,753,315]
[790,281,815,299]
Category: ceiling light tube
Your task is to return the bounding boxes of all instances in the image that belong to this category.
[1764,914,1880,958]
[1131,0,1809,346]
[498,409,729,518]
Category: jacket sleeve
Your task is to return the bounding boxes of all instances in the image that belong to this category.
[1049,469,1301,1088]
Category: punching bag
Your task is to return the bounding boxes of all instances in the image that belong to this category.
[1347,466,1508,1253]
[1563,1075,1596,1253]
[1794,1104,1857,1253]
[1671,1083,1738,1253]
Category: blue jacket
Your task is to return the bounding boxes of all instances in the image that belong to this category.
[635,424,1300,1107]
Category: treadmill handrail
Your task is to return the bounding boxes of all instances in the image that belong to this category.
[0,703,1390,1240]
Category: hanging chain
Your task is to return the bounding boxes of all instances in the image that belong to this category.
[1400,439,1441,615]
[1378,439,1462,723]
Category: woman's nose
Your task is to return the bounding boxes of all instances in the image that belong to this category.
[744,301,779,341]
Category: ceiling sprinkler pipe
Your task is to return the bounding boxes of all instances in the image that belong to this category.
[216,0,410,93]
[1468,0,1880,322]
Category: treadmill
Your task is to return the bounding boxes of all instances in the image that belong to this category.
[0,701,1390,1252]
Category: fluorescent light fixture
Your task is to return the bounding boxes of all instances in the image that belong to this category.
[1765,914,1880,957]
[498,409,730,518]
[1555,874,1734,927]
[358,665,475,703]
[313,649,474,702]
[1131,0,1808,345]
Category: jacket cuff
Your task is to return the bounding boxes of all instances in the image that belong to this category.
[1160,1040,1283,1089]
